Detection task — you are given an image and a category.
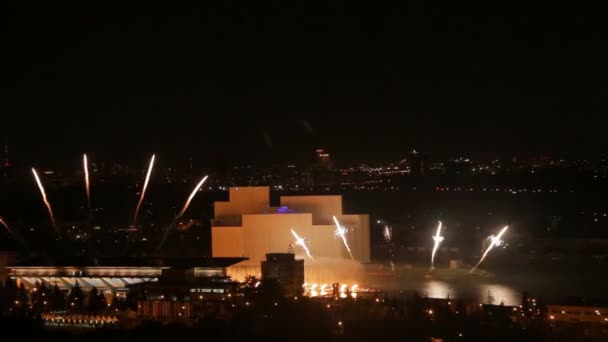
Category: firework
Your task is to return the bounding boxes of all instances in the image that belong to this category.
[83,154,91,208]
[470,226,509,274]
[430,221,445,270]
[132,154,155,226]
[0,216,28,249]
[290,228,314,261]
[155,176,209,253]
[383,224,393,244]
[332,216,354,259]
[176,176,208,219]
[0,216,12,236]
[32,168,57,234]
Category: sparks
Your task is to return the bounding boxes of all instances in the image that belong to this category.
[176,176,208,219]
[83,154,91,208]
[291,228,314,261]
[32,168,57,234]
[383,224,393,244]
[430,221,445,270]
[132,154,155,226]
[333,216,354,259]
[470,226,509,274]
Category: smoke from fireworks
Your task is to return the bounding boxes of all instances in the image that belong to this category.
[291,228,314,261]
[430,221,444,270]
[333,216,354,259]
[83,154,91,208]
[32,168,57,234]
[470,226,509,274]
[383,224,393,244]
[132,154,155,226]
[176,176,208,219]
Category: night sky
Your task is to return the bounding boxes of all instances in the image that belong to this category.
[4,3,606,167]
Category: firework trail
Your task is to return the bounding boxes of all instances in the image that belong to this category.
[0,216,12,237]
[470,226,509,274]
[0,216,29,249]
[291,228,314,261]
[430,221,444,271]
[83,154,91,208]
[176,176,208,219]
[132,154,155,226]
[383,224,393,244]
[333,216,354,259]
[32,168,58,235]
[156,176,208,253]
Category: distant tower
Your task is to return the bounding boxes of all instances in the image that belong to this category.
[409,149,427,175]
[315,149,334,171]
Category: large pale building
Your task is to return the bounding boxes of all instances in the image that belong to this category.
[212,187,370,282]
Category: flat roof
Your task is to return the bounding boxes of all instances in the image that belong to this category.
[9,256,248,269]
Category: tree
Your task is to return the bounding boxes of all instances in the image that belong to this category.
[486,291,495,305]
[50,284,66,311]
[30,281,50,314]
[16,283,28,305]
[67,282,84,312]
[1,279,18,311]
[87,287,107,314]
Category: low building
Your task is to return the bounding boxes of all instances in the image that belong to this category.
[7,256,246,296]
[261,253,304,296]
[547,305,608,324]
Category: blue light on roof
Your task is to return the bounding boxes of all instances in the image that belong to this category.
[276,206,295,214]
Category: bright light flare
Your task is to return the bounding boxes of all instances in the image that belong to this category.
[291,228,314,261]
[333,216,354,259]
[339,284,348,293]
[32,168,57,232]
[132,154,155,226]
[83,154,91,208]
[350,284,359,293]
[177,176,208,219]
[470,226,509,274]
[430,221,445,270]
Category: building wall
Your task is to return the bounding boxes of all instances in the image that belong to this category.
[280,195,342,225]
[212,227,245,258]
[214,187,271,225]
[213,213,370,265]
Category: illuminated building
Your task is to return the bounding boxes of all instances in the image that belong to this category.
[212,187,370,282]
[316,149,334,171]
[409,149,428,175]
[0,246,16,282]
[547,305,608,323]
[7,256,246,295]
[261,253,304,296]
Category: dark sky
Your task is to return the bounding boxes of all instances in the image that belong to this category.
[3,3,607,167]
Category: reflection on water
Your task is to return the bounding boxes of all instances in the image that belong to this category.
[394,280,522,306]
